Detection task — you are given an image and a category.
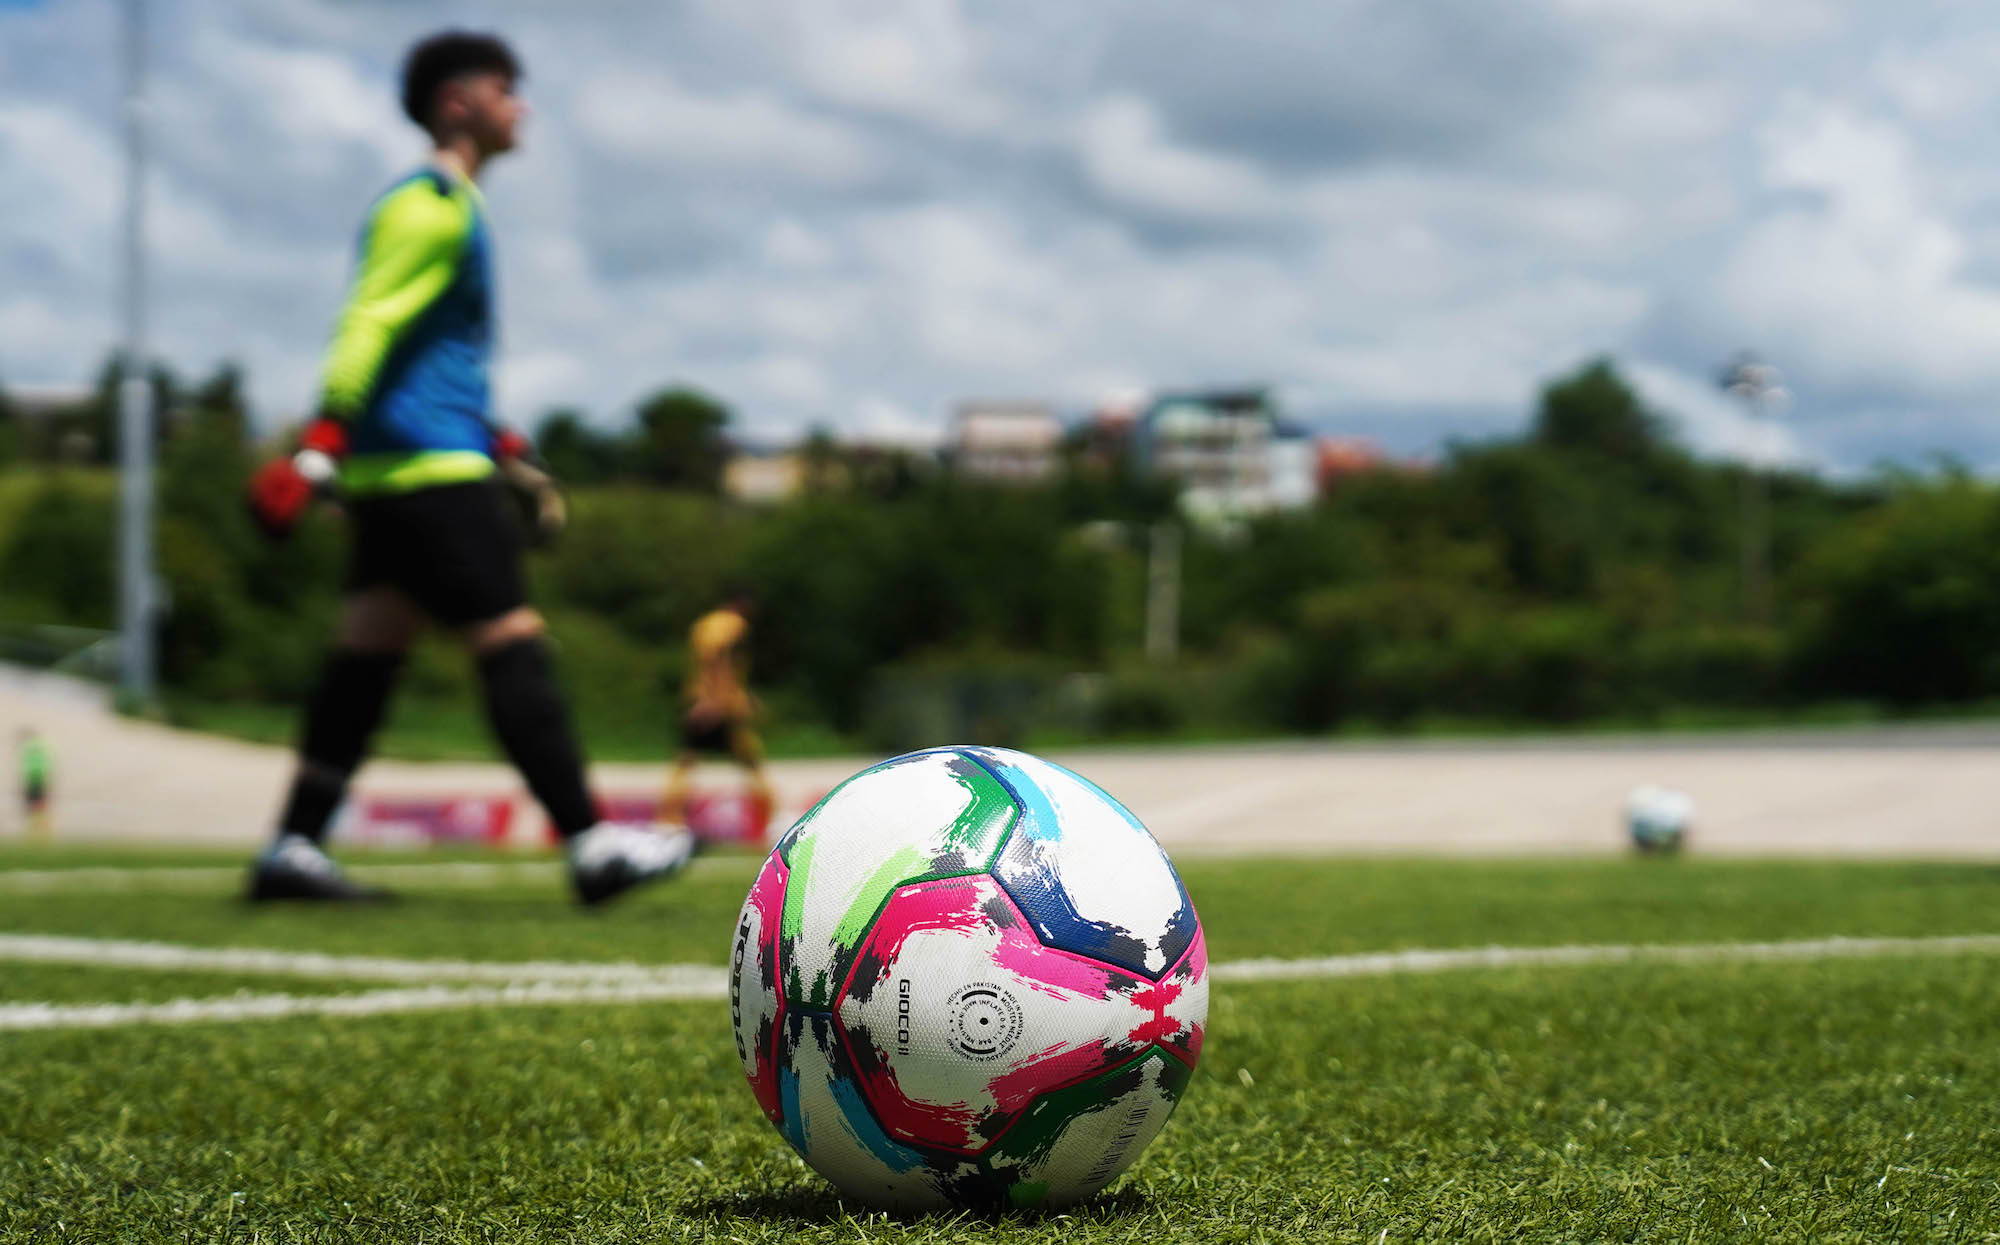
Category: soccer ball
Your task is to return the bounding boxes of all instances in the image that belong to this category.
[729,746,1206,1212]
[1625,784,1693,853]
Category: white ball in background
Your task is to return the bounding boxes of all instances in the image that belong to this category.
[1625,784,1694,853]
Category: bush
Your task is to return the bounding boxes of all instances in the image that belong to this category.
[8,352,1993,748]
[1098,667,1188,736]
[1447,608,1621,723]
[537,488,742,642]
[1631,625,1787,711]
[1790,479,2000,704]
[0,475,116,624]
[859,652,1060,754]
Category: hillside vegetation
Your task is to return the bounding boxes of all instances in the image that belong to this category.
[0,359,1986,757]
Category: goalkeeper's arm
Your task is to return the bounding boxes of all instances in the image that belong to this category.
[491,427,567,547]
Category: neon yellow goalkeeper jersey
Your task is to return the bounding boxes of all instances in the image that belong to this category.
[319,166,499,496]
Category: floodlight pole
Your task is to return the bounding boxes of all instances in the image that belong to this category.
[1145,521,1180,664]
[1721,355,1786,628]
[118,0,156,703]
[1742,433,1768,625]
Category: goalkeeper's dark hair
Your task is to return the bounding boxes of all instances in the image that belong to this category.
[401,30,521,127]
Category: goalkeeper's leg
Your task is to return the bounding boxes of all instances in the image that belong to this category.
[247,589,418,902]
[469,608,693,905]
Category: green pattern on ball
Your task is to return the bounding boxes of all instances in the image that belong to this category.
[982,1046,1194,1202]
[779,750,1018,1009]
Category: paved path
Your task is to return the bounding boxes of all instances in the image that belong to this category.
[4,666,1996,857]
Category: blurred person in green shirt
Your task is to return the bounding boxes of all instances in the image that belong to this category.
[17,727,51,839]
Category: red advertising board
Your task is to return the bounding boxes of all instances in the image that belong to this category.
[592,790,774,847]
[344,795,515,846]
[335,787,801,850]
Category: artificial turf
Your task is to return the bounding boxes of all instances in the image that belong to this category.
[0,964,370,1005]
[0,851,1994,1242]
[5,850,2000,964]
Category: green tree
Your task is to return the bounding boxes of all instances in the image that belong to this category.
[743,498,916,730]
[1791,476,2000,704]
[184,363,249,443]
[0,379,18,466]
[1533,358,1661,458]
[535,409,620,485]
[0,478,116,622]
[629,386,730,491]
[800,426,843,495]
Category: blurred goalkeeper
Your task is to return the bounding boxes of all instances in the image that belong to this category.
[245,30,691,905]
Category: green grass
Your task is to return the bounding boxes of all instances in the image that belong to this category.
[1,851,1995,1241]
[153,683,2000,766]
[4,850,1996,965]
[158,692,853,763]
[0,964,369,1004]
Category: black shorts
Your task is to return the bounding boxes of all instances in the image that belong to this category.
[344,479,525,627]
[23,780,47,810]
[681,717,735,756]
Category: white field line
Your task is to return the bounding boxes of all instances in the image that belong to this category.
[0,979,726,1032]
[0,934,708,985]
[0,866,240,891]
[0,861,566,892]
[3,931,2000,1032]
[1208,934,2000,982]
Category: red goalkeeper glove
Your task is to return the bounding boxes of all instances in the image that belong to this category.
[492,427,531,463]
[248,418,345,540]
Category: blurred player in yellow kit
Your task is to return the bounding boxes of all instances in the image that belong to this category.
[661,592,773,828]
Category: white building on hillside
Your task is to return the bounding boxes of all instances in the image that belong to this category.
[1134,388,1317,518]
[952,401,1062,483]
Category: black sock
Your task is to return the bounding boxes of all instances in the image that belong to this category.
[281,649,404,843]
[277,767,348,844]
[478,638,598,840]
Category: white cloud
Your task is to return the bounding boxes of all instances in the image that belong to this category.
[1626,361,1812,467]
[1075,95,1286,226]
[0,102,124,274]
[177,28,410,177]
[1872,44,1998,124]
[854,394,945,449]
[573,71,879,187]
[496,350,588,421]
[1311,275,1653,408]
[777,0,1015,137]
[759,217,836,270]
[3,0,2000,467]
[748,353,830,405]
[1716,100,2000,397]
[857,205,1074,371]
[1543,0,1834,40]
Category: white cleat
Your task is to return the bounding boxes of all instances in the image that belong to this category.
[246,833,393,903]
[568,822,696,906]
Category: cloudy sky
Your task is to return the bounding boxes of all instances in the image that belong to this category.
[3,0,1999,469]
